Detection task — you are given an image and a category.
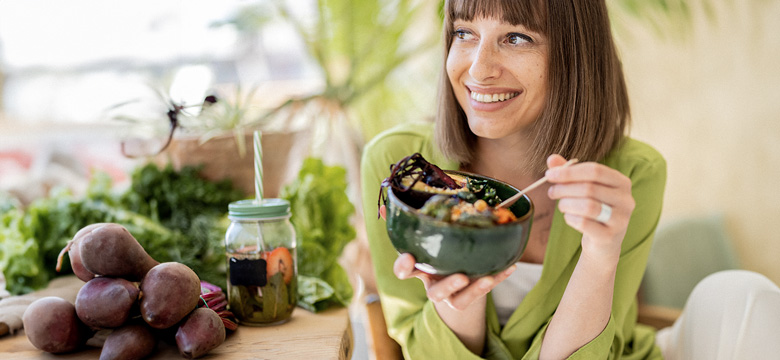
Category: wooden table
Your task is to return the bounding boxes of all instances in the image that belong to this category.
[0,277,353,360]
[0,307,353,359]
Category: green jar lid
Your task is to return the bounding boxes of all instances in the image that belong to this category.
[228,199,291,219]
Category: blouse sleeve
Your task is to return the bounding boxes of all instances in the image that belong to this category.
[524,143,668,359]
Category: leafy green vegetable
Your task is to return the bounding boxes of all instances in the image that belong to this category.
[296,275,335,312]
[0,203,47,295]
[117,163,243,288]
[281,158,355,312]
[0,163,243,295]
[2,157,356,314]
[120,163,241,227]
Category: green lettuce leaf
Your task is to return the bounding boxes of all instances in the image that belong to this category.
[0,205,48,295]
[281,158,355,312]
[296,275,336,312]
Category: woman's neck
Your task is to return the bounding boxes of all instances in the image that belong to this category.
[465,135,555,265]
[464,136,542,188]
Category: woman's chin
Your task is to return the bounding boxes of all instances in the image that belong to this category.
[466,112,538,141]
[468,121,516,140]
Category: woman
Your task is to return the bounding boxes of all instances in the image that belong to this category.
[360,1,780,359]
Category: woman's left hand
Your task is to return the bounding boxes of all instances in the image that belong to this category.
[544,154,635,262]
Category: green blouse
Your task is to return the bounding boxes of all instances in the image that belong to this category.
[360,122,667,359]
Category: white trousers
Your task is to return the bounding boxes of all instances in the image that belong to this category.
[655,270,780,360]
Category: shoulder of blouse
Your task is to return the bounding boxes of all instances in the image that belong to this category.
[603,137,667,178]
[361,121,457,173]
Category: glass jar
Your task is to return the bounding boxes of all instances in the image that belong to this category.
[225,198,297,326]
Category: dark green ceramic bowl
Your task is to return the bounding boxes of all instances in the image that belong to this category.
[385,171,534,277]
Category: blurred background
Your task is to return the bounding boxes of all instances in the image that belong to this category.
[1,0,779,356]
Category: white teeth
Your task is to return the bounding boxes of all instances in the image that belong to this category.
[470,91,519,103]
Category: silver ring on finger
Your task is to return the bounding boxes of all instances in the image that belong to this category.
[595,203,612,224]
[443,298,455,309]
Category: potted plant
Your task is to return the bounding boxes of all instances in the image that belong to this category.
[109,83,305,198]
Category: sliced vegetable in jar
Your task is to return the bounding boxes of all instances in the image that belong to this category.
[266,247,294,284]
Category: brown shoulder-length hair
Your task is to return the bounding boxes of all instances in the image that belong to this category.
[435,0,630,175]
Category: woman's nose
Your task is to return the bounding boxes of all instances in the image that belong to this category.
[469,42,501,81]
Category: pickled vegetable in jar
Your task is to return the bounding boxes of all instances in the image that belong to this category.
[225,199,297,326]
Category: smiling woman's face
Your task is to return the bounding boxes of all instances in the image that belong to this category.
[446,16,549,140]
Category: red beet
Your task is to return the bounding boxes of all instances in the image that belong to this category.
[22,297,90,353]
[175,308,226,359]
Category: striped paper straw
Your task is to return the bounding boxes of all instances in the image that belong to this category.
[253,130,264,203]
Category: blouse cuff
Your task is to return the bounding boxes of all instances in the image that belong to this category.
[405,300,515,359]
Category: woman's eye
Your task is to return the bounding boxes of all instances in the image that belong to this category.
[507,33,532,45]
[453,29,474,40]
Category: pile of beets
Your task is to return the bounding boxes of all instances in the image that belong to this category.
[22,223,236,359]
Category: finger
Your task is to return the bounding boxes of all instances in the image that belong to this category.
[547,182,626,206]
[427,274,470,302]
[494,263,517,283]
[563,213,612,238]
[563,213,631,251]
[545,162,630,189]
[393,253,417,279]
[552,177,635,213]
[546,154,568,169]
[556,197,630,224]
[393,254,444,290]
[440,265,516,309]
[379,205,387,220]
[445,276,496,310]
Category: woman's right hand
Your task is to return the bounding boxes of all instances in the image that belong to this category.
[393,252,516,310]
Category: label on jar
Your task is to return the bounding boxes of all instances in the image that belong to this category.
[229,257,267,286]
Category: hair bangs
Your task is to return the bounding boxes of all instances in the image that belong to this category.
[447,0,547,34]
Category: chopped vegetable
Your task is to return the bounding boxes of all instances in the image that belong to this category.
[199,281,237,331]
[419,191,517,227]
[265,247,294,284]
